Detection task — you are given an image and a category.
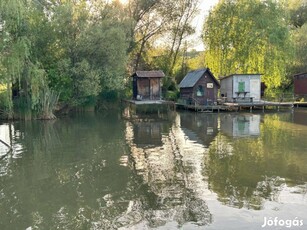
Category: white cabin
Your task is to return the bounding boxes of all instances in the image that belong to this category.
[220,74,261,102]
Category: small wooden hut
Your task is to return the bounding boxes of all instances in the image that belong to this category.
[220,74,261,103]
[179,68,220,105]
[294,72,307,99]
[131,70,165,100]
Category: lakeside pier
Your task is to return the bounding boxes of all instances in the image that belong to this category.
[176,100,307,112]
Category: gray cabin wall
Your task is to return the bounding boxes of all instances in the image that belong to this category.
[221,74,261,102]
[220,77,233,102]
[234,75,261,101]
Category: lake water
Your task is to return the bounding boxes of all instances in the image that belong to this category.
[0,109,307,229]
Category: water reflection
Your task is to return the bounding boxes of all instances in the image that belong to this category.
[220,113,261,138]
[0,110,307,229]
[125,114,212,228]
[206,111,307,212]
[0,113,137,230]
[180,112,218,147]
[293,108,307,126]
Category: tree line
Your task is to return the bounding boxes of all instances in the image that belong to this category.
[0,0,306,119]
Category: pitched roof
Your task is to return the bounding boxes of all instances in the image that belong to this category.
[220,73,261,80]
[133,70,165,78]
[294,72,307,77]
[179,68,220,88]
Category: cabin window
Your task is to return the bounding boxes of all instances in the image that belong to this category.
[196,85,204,96]
[238,82,245,92]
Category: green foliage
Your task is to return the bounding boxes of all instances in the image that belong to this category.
[203,0,293,90]
[2,0,306,118]
[36,88,59,120]
[72,60,101,100]
[165,90,180,101]
[291,24,307,73]
[0,92,10,119]
[288,0,307,28]
[48,59,73,102]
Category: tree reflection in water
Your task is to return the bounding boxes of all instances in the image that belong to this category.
[206,112,307,210]
[125,112,213,228]
[0,111,307,229]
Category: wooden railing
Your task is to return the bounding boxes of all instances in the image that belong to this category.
[263,93,295,102]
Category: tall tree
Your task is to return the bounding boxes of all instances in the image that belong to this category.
[164,0,199,75]
[0,0,28,119]
[287,0,307,74]
[127,0,199,74]
[203,0,293,92]
[288,0,307,28]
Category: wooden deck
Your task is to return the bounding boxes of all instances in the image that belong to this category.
[124,99,173,105]
[176,100,304,113]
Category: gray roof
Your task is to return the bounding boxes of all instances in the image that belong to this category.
[220,73,261,80]
[179,68,220,88]
[294,72,307,77]
[133,70,165,78]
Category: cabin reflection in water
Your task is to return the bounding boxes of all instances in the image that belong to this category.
[132,121,163,148]
[293,109,307,126]
[180,111,218,147]
[220,114,261,137]
[125,114,212,228]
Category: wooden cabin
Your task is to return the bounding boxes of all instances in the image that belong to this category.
[132,70,165,100]
[179,68,220,105]
[220,74,261,103]
[294,72,307,99]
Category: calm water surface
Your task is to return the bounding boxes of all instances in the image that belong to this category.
[0,109,307,229]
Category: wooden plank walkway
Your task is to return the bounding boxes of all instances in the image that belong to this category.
[176,100,305,113]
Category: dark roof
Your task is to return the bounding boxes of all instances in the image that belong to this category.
[219,73,261,80]
[133,70,165,78]
[179,68,220,88]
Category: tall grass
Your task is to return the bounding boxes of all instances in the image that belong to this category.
[36,88,59,120]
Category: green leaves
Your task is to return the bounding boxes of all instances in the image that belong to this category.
[73,60,101,98]
[203,0,293,91]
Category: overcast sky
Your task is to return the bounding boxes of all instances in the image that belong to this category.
[192,0,219,51]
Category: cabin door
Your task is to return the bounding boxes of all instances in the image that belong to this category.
[206,83,214,105]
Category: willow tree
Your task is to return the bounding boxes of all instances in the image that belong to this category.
[203,0,293,93]
[0,0,59,119]
[287,0,307,74]
[0,0,29,119]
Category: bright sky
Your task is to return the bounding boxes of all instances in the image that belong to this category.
[113,0,220,51]
[192,0,219,51]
